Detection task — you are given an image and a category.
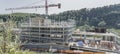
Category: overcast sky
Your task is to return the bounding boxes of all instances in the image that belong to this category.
[0,0,120,14]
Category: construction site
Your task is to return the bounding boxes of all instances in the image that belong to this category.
[5,0,120,54]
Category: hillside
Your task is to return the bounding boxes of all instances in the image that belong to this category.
[49,4,120,29]
[1,4,120,28]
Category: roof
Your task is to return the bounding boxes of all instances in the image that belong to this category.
[73,31,119,37]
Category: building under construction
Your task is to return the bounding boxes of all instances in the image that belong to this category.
[20,17,75,44]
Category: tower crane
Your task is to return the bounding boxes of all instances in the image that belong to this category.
[5,0,61,18]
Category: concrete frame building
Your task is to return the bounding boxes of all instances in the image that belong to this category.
[20,17,75,44]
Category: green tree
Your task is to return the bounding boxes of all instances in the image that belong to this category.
[0,20,37,54]
[98,21,106,27]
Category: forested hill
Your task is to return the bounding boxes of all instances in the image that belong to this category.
[1,4,120,28]
[49,4,120,29]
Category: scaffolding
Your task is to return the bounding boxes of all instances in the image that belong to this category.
[20,17,75,44]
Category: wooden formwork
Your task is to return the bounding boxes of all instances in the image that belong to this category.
[83,52,94,54]
[82,52,105,54]
[94,52,105,54]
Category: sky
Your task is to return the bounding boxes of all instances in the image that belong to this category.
[0,0,120,14]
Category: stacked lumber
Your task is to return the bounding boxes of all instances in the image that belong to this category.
[94,52,105,54]
[83,52,93,54]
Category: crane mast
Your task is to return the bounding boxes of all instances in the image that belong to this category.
[45,0,48,18]
[5,0,61,19]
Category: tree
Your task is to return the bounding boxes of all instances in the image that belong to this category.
[98,21,106,27]
[0,19,37,54]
